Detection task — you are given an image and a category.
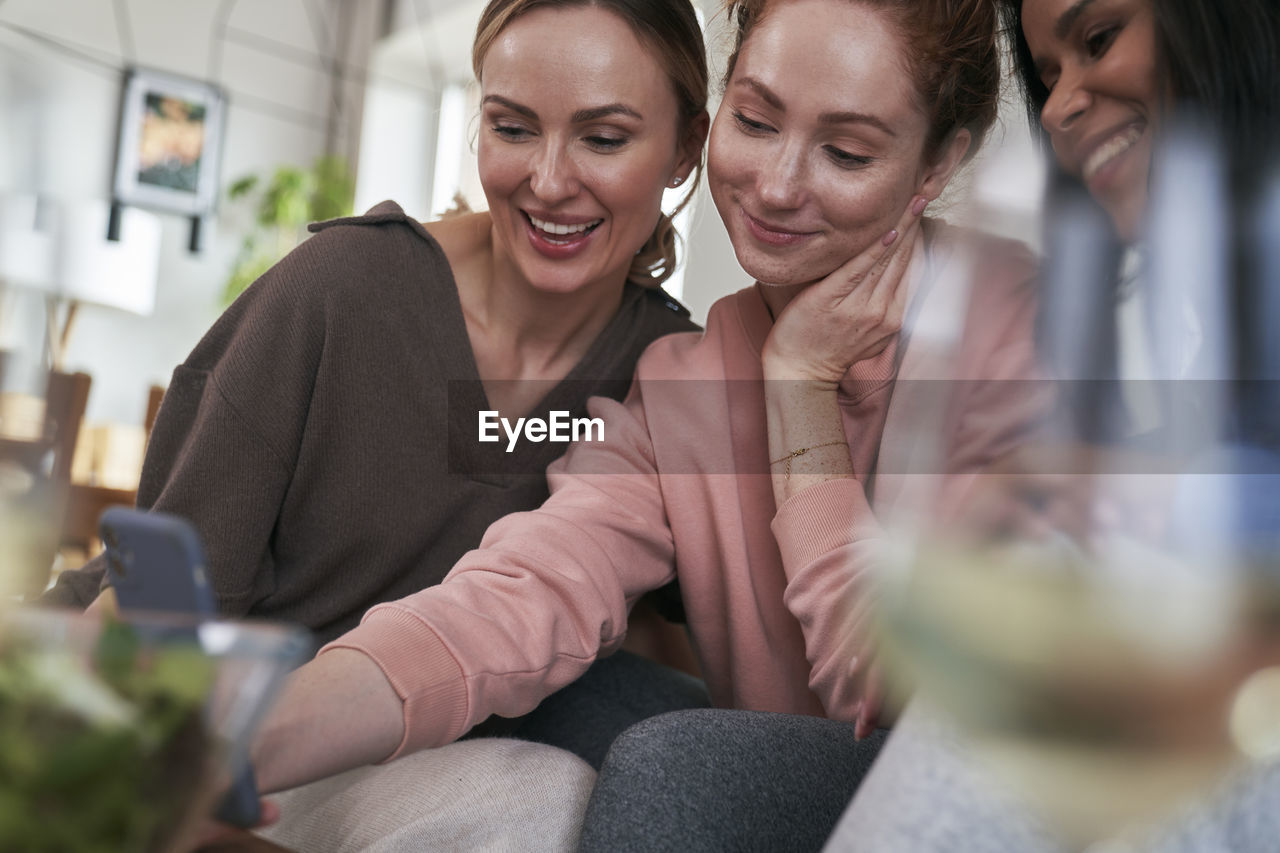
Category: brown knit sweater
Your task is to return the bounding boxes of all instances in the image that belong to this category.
[43,201,698,643]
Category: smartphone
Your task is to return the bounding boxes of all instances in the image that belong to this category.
[99,508,261,826]
[100,507,216,617]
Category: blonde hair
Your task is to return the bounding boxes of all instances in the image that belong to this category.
[473,0,709,286]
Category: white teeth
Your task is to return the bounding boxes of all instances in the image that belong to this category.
[527,214,602,236]
[1082,126,1142,181]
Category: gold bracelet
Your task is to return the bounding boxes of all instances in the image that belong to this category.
[770,440,848,479]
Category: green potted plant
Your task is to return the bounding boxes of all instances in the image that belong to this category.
[221,155,355,306]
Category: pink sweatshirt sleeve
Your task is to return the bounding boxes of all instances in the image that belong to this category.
[771,477,884,720]
[322,390,679,758]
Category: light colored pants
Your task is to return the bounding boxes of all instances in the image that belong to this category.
[256,738,596,852]
[824,700,1280,853]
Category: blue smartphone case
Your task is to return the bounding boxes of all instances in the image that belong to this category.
[100,508,216,616]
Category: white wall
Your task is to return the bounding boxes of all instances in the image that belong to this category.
[356,0,487,221]
[678,2,752,321]
[0,0,380,424]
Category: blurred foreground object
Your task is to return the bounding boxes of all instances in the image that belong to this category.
[876,128,1280,849]
[0,608,308,851]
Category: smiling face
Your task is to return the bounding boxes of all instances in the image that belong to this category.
[477,5,697,295]
[708,0,960,287]
[1021,0,1160,242]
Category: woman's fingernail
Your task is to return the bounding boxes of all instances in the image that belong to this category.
[881,229,898,247]
[911,196,928,216]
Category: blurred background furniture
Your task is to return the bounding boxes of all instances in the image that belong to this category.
[44,370,93,485]
[0,369,91,485]
[58,383,164,565]
[2,192,163,583]
[0,193,163,574]
[0,368,91,598]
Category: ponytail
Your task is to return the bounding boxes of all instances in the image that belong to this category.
[627,163,702,287]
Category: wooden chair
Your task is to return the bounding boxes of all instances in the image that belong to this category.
[44,371,92,486]
[59,384,165,560]
[0,370,91,597]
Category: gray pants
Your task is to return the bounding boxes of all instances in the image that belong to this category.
[466,650,713,771]
[579,709,889,853]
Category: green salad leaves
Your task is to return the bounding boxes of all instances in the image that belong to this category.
[0,619,217,852]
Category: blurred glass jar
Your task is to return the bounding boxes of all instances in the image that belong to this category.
[872,129,1280,848]
[0,607,310,852]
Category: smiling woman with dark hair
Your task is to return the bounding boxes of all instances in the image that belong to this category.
[1001,0,1280,204]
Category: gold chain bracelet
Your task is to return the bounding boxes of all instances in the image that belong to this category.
[770,440,848,479]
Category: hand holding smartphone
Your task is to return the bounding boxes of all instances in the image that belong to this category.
[99,508,263,828]
[100,507,216,617]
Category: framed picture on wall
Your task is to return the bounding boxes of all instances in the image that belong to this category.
[113,67,226,217]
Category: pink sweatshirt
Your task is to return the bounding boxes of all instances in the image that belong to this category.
[326,223,1043,758]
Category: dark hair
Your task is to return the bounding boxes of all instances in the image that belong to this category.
[997,0,1280,194]
[473,0,709,286]
[722,0,1001,165]
[1000,0,1280,438]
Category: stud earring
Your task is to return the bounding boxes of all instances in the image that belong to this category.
[671,176,684,187]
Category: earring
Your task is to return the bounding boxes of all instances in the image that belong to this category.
[671,176,684,187]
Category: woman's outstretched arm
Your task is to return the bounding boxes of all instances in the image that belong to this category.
[250,387,677,791]
[252,648,404,794]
